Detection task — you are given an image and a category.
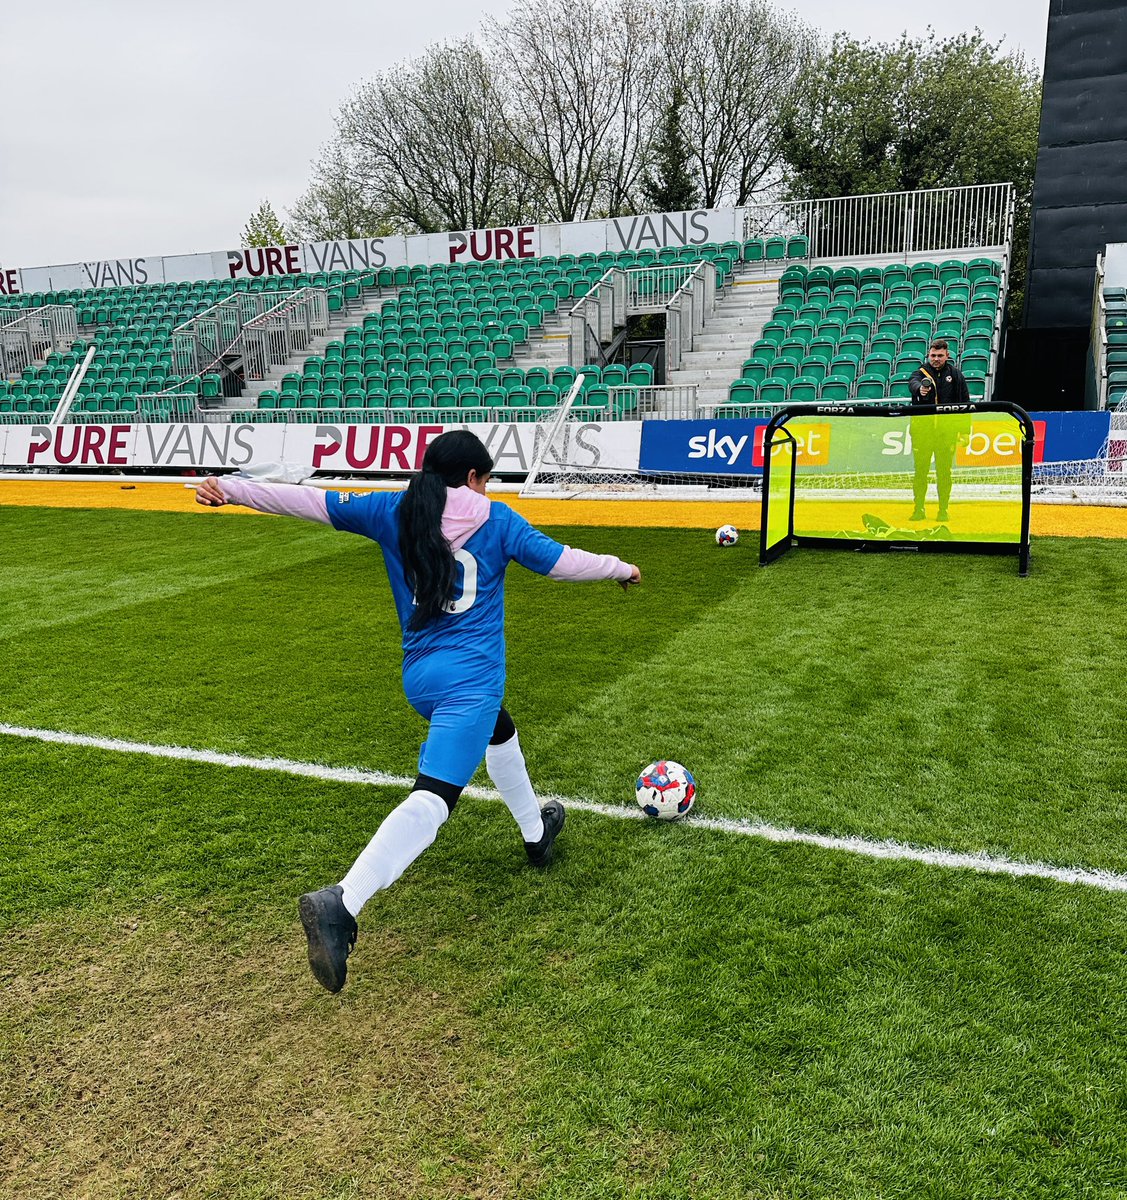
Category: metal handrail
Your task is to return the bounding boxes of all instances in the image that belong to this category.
[1093,254,1109,410]
[51,344,98,425]
[567,269,624,368]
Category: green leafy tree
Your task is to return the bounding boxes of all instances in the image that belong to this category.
[640,86,699,213]
[779,31,1041,321]
[241,199,291,247]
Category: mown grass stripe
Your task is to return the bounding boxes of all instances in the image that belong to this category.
[5,722,1126,895]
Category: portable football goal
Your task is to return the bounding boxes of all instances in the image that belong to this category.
[759,402,1035,576]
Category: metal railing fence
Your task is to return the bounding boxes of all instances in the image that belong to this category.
[0,304,78,378]
[624,265,698,313]
[664,262,718,373]
[241,288,330,381]
[742,183,1015,262]
[605,384,699,420]
[568,263,717,372]
[171,288,330,382]
[567,269,624,368]
[60,392,203,423]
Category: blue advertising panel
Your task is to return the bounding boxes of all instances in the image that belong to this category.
[639,419,769,474]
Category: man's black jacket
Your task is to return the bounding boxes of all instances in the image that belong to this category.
[908,360,971,405]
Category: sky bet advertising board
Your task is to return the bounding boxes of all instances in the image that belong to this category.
[638,411,1112,476]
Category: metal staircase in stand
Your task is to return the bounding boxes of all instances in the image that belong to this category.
[664,265,780,416]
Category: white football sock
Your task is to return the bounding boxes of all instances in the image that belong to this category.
[338,790,449,917]
[486,731,544,843]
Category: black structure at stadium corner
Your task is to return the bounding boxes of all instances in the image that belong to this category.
[759,403,1035,577]
[1010,0,1127,409]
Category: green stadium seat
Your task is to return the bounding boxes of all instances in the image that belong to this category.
[798,359,828,383]
[741,359,768,384]
[627,363,654,386]
[962,353,989,378]
[819,375,852,403]
[788,377,819,402]
[728,380,759,405]
[828,357,859,383]
[768,357,799,384]
[743,238,765,262]
[894,354,921,376]
[967,258,1000,284]
[966,314,995,337]
[862,355,893,381]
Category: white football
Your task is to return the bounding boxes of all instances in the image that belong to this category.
[715,524,739,546]
[635,760,696,820]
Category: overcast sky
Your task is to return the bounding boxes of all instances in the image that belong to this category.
[1,0,1050,270]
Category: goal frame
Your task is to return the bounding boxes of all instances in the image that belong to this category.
[758,401,1035,576]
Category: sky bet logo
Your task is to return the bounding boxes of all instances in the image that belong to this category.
[881,420,1046,465]
[686,424,831,467]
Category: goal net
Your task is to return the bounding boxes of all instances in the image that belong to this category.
[519,376,762,500]
[1030,398,1127,505]
[760,403,1033,575]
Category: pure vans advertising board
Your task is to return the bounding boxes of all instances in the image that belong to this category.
[0,419,641,474]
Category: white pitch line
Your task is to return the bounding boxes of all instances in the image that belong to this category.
[4,722,1127,895]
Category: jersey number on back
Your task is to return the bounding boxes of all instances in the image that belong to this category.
[444,549,478,615]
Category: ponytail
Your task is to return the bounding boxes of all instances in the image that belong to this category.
[399,431,494,631]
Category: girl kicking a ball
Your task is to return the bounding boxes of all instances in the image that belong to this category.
[196,430,640,993]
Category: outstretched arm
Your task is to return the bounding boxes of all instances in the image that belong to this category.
[548,546,641,591]
[195,475,331,524]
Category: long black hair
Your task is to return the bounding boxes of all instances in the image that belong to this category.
[399,430,494,630]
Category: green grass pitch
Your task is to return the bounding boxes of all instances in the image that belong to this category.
[1,505,1126,1199]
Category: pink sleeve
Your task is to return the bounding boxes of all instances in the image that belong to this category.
[547,545,633,582]
[217,477,331,524]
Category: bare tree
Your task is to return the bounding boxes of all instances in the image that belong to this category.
[485,0,658,222]
[658,0,818,207]
[338,39,531,233]
[287,140,392,241]
[292,0,818,235]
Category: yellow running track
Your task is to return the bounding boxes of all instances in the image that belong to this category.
[1,479,1126,538]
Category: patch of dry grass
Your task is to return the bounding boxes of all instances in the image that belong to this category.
[1,908,533,1200]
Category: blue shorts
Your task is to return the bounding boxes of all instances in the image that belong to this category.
[403,659,503,788]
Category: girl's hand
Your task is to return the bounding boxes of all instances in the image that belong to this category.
[620,565,641,592]
[195,477,227,507]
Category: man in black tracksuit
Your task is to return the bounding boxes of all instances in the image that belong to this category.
[907,340,972,522]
